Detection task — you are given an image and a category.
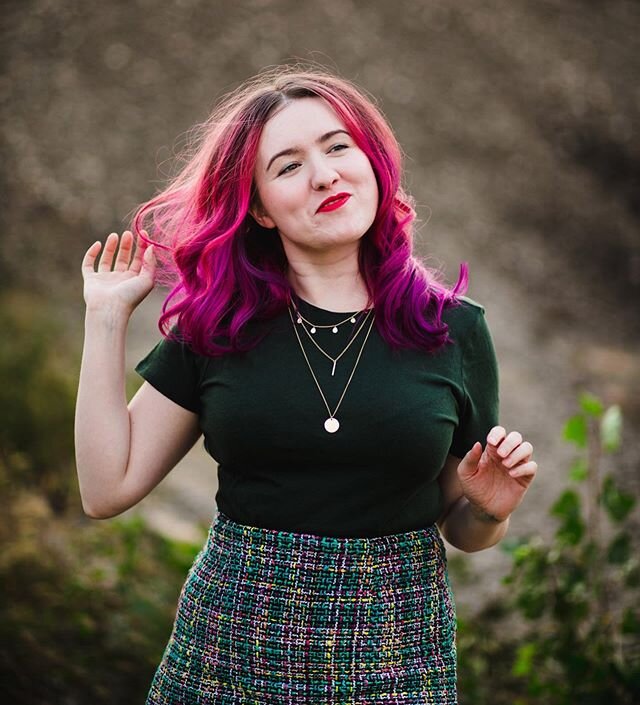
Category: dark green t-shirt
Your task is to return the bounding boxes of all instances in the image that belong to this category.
[134,295,499,537]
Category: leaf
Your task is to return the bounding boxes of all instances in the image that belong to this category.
[551,489,581,518]
[556,517,585,546]
[579,391,604,417]
[517,589,548,620]
[568,458,588,483]
[600,405,622,452]
[551,490,584,545]
[563,414,587,448]
[512,642,537,677]
[607,532,631,565]
[601,475,636,523]
[500,536,529,556]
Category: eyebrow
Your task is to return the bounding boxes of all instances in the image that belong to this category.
[266,129,351,172]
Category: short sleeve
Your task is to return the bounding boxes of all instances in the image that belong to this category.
[448,308,500,458]
[134,328,202,414]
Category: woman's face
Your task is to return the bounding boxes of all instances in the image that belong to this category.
[251,97,379,260]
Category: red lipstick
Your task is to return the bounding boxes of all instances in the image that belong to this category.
[317,193,351,213]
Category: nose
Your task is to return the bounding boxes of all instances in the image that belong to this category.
[310,156,339,191]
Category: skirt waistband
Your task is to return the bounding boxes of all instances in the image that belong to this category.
[211,510,444,559]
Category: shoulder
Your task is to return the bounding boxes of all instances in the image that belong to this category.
[440,295,487,343]
[140,325,208,370]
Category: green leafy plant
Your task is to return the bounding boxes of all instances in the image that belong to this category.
[457,392,639,704]
[498,392,639,704]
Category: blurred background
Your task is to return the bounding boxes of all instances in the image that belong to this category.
[1,0,639,703]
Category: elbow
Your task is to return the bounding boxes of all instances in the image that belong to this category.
[439,529,474,553]
[437,520,504,553]
[441,533,490,553]
[81,497,123,520]
[82,501,110,520]
[455,543,487,554]
[82,502,105,520]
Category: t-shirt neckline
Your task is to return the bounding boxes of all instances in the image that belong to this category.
[292,294,373,322]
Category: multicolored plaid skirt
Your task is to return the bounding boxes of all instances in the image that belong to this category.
[145,511,457,704]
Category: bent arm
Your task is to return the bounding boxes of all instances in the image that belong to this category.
[74,306,202,519]
[436,453,509,552]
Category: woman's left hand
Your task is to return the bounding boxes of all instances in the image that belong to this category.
[457,426,538,522]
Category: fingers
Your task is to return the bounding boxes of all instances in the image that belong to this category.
[97,232,120,272]
[140,242,156,277]
[83,230,155,276]
[486,426,507,447]
[130,230,153,274]
[113,231,134,272]
[489,429,523,459]
[507,460,538,479]
[502,441,533,468]
[81,240,103,275]
[486,426,536,468]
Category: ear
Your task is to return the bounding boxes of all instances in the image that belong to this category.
[249,201,276,230]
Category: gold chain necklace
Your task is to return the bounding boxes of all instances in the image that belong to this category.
[287,304,376,433]
[294,307,373,376]
[293,308,361,334]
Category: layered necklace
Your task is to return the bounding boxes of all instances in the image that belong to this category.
[288,297,376,433]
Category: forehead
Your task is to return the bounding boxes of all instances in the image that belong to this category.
[257,97,346,157]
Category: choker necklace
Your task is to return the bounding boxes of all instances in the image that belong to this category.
[288,303,376,433]
[294,308,361,334]
[294,306,373,376]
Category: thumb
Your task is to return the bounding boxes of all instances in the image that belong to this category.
[143,244,155,268]
[466,441,483,460]
[458,441,483,475]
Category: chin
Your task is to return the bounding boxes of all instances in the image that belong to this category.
[316,231,367,248]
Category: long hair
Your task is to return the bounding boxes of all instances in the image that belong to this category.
[131,64,468,356]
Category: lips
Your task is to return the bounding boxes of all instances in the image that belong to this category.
[317,192,351,213]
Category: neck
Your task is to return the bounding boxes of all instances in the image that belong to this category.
[286,255,370,313]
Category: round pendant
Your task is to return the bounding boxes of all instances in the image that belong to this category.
[324,417,340,433]
[332,326,338,333]
[311,327,316,334]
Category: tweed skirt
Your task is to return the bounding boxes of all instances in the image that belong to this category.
[145,510,458,704]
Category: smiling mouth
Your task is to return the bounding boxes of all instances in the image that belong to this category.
[317,194,351,213]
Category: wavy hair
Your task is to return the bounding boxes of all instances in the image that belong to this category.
[131,64,469,356]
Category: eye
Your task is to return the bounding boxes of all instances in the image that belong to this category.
[278,162,300,176]
[276,144,349,176]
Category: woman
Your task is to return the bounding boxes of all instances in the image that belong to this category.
[76,65,537,704]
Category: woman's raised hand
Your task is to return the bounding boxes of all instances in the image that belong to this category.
[456,426,538,522]
[81,230,156,315]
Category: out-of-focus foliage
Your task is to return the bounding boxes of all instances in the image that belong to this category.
[0,496,205,704]
[0,291,78,513]
[457,393,640,704]
[0,291,207,704]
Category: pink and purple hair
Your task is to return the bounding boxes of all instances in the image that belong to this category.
[130,65,468,356]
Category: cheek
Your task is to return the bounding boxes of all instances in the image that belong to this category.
[363,170,379,207]
[354,157,378,195]
[266,183,305,217]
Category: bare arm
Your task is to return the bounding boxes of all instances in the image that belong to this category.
[75,307,202,518]
[75,230,201,518]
